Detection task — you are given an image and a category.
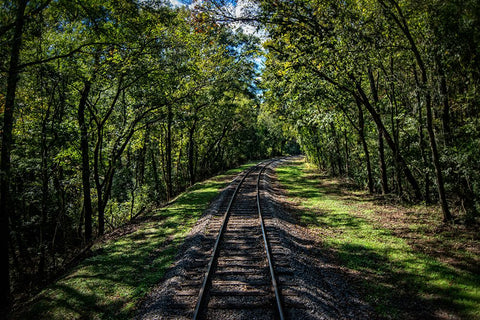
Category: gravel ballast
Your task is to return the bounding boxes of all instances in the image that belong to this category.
[135,159,376,319]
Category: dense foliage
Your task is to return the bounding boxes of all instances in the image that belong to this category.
[259,0,480,222]
[2,0,479,316]
[0,0,281,312]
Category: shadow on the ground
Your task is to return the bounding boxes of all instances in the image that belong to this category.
[274,159,480,320]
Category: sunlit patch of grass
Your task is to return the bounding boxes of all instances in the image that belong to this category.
[277,158,480,320]
[14,162,255,320]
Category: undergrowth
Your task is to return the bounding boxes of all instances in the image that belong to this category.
[277,158,480,320]
[12,163,254,320]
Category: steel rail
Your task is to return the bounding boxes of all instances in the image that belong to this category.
[192,163,260,320]
[257,161,285,320]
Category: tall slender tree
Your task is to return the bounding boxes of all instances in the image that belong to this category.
[1,1,28,315]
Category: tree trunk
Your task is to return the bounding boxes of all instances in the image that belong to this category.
[53,167,67,252]
[166,105,173,200]
[92,79,123,235]
[330,122,343,175]
[389,76,402,196]
[188,118,197,186]
[416,89,431,204]
[98,167,116,234]
[200,124,228,174]
[0,1,27,315]
[150,148,162,201]
[39,102,52,278]
[78,81,94,242]
[356,100,374,193]
[437,59,451,143]
[380,0,451,220]
[315,144,322,169]
[343,123,349,177]
[426,92,451,221]
[356,83,422,199]
[377,129,389,194]
[137,126,149,187]
[175,134,183,193]
[368,69,389,194]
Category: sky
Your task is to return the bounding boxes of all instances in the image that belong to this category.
[166,0,260,36]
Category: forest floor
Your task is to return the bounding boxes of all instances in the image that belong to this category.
[276,158,480,320]
[10,162,255,320]
[10,158,480,320]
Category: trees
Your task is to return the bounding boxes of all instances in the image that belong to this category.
[1,0,264,313]
[2,0,479,313]
[259,0,480,221]
[377,0,451,220]
[1,1,28,314]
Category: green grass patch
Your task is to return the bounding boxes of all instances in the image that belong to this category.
[277,159,480,320]
[14,163,255,320]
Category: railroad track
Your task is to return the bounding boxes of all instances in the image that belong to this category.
[193,160,285,320]
[137,157,374,320]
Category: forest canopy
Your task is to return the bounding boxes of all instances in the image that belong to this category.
[0,0,287,312]
[1,0,479,315]
[258,0,480,221]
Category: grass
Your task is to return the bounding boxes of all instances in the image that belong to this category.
[13,162,255,320]
[276,158,480,320]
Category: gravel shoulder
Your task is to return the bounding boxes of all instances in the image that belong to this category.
[135,159,377,319]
